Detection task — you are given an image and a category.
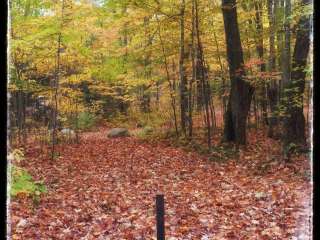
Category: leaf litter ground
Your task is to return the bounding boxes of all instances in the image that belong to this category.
[10,127,312,239]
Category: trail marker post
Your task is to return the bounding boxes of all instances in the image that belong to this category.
[156,194,165,240]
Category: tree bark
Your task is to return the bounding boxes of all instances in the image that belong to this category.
[141,16,152,113]
[195,0,211,150]
[51,0,65,161]
[212,27,227,118]
[282,0,291,88]
[283,0,311,148]
[254,1,268,126]
[267,0,279,138]
[179,0,188,136]
[189,0,196,138]
[276,0,285,98]
[155,15,179,136]
[222,0,254,145]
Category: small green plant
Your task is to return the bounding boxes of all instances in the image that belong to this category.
[73,112,97,130]
[208,144,238,162]
[134,126,154,139]
[51,151,60,160]
[10,166,47,198]
[8,149,47,201]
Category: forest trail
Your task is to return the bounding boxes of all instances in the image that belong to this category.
[11,127,311,239]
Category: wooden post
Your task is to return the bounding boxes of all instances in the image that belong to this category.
[156,194,165,240]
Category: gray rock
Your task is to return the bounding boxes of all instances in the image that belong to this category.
[61,128,75,135]
[107,128,129,138]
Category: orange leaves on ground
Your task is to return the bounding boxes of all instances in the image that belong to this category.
[10,127,311,239]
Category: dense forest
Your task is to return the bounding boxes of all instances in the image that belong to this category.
[8,0,312,239]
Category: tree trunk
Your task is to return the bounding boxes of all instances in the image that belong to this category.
[195,0,211,150]
[267,0,279,138]
[156,14,179,136]
[276,0,285,98]
[222,0,254,145]
[179,0,188,136]
[222,0,253,144]
[282,0,291,88]
[189,0,196,138]
[51,0,65,161]
[212,27,227,119]
[254,1,268,126]
[283,0,311,149]
[141,16,152,113]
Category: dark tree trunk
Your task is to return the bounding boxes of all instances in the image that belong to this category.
[140,86,151,113]
[194,0,211,149]
[222,0,254,145]
[189,0,196,138]
[17,90,26,142]
[276,0,285,98]
[281,0,291,91]
[283,0,311,148]
[179,0,188,136]
[254,1,268,126]
[141,16,152,113]
[156,81,160,108]
[196,64,203,111]
[267,0,278,138]
[51,0,65,160]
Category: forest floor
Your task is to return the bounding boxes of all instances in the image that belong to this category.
[10,126,312,240]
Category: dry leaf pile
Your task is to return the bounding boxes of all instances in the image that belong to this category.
[10,128,312,239]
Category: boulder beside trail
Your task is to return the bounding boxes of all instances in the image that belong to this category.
[61,128,75,135]
[107,128,129,138]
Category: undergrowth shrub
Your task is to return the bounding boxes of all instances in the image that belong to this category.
[8,149,47,203]
[133,126,154,139]
[73,112,97,130]
[11,166,47,198]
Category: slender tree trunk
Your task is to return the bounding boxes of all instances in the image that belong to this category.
[209,1,227,123]
[123,6,128,69]
[189,0,196,138]
[24,0,31,17]
[267,0,279,138]
[195,0,211,149]
[253,94,258,129]
[179,0,188,136]
[156,15,179,136]
[306,80,311,125]
[277,0,285,98]
[212,26,227,120]
[17,90,25,143]
[209,91,217,131]
[222,0,254,145]
[195,4,204,113]
[141,16,151,113]
[282,0,291,88]
[254,1,268,126]
[51,0,65,161]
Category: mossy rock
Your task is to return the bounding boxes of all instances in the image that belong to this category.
[107,128,129,138]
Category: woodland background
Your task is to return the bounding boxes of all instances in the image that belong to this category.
[8,0,312,239]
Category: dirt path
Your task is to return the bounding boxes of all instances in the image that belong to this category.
[10,128,311,239]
